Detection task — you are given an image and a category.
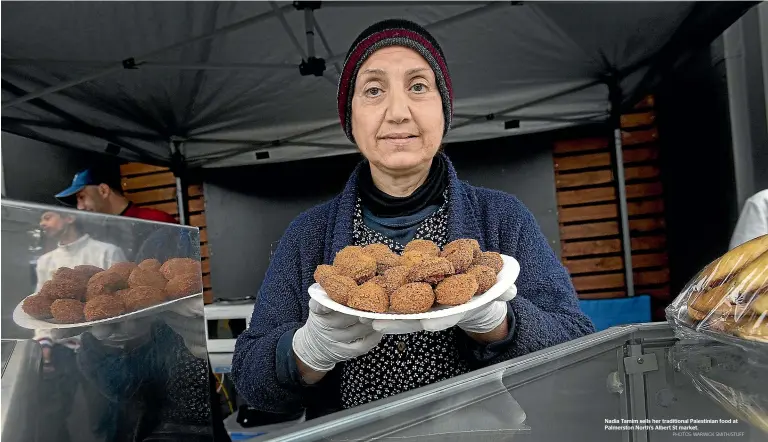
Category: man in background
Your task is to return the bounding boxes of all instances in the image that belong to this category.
[55,165,177,224]
[729,189,768,249]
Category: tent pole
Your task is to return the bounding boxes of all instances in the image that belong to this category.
[197,122,342,166]
[171,141,188,225]
[2,4,293,109]
[1,117,164,141]
[450,79,602,131]
[453,112,608,124]
[607,75,635,297]
[305,9,316,59]
[1,79,166,163]
[2,59,298,70]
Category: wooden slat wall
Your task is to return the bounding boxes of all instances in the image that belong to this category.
[120,164,213,304]
[553,95,670,309]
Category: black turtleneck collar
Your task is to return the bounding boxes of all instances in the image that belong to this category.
[358,154,448,218]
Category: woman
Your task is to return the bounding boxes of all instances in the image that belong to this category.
[232,18,595,420]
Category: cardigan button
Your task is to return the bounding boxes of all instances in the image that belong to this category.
[396,341,407,354]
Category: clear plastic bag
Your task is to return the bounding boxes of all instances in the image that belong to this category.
[669,340,768,434]
[665,234,768,352]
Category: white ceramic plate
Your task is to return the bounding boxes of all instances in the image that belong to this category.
[12,292,203,330]
[309,254,520,320]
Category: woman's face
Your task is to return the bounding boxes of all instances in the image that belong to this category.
[351,46,444,174]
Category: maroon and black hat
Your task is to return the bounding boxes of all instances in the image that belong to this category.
[337,19,454,144]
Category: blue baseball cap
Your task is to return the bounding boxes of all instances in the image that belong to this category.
[56,164,123,206]
[55,169,95,206]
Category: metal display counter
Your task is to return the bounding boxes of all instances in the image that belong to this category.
[0,199,215,442]
[256,323,765,442]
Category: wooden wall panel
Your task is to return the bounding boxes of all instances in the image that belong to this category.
[553,95,670,311]
[119,163,213,304]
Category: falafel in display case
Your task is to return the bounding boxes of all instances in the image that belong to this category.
[1,199,215,442]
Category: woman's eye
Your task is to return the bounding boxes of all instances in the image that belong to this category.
[366,87,382,97]
[410,83,427,93]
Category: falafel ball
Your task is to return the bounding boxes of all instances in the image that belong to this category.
[84,295,126,321]
[73,265,104,280]
[333,246,377,284]
[46,273,89,300]
[37,280,55,298]
[128,268,167,290]
[403,239,440,257]
[159,258,201,280]
[447,239,482,260]
[362,243,400,274]
[398,251,428,268]
[440,241,475,273]
[435,274,478,306]
[108,262,138,281]
[53,267,82,280]
[369,275,387,290]
[86,271,127,301]
[348,281,389,313]
[319,274,358,305]
[122,286,166,312]
[381,266,410,295]
[314,264,338,286]
[138,259,162,272]
[165,274,203,300]
[474,251,504,273]
[466,265,497,295]
[22,295,54,319]
[407,257,455,284]
[390,283,435,314]
[50,299,85,323]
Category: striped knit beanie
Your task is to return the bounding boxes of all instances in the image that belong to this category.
[337,19,454,144]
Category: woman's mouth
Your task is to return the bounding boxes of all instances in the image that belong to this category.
[381,133,417,140]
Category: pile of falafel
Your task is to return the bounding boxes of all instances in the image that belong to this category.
[314,239,504,314]
[22,258,203,324]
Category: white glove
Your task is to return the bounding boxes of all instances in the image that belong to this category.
[292,298,383,372]
[372,285,517,335]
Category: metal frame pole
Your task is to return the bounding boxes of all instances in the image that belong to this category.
[305,9,316,59]
[171,141,188,225]
[450,79,602,131]
[608,75,635,297]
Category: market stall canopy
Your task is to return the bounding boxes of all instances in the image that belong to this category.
[1,1,756,168]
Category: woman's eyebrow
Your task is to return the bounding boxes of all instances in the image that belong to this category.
[406,67,430,76]
[360,68,386,76]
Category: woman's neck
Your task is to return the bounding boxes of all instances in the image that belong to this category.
[369,160,432,198]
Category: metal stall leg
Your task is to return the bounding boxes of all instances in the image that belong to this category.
[607,75,635,297]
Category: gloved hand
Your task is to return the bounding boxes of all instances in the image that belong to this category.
[372,284,517,335]
[292,298,383,372]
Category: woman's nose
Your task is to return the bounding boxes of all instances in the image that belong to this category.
[385,88,411,123]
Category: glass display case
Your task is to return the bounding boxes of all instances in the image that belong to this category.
[254,323,765,442]
[0,199,214,442]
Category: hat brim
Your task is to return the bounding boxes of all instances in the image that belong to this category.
[55,185,84,206]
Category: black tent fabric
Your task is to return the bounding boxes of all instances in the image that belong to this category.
[1,1,756,168]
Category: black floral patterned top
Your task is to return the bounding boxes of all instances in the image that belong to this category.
[340,195,471,409]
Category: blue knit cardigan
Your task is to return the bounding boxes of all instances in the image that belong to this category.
[231,154,595,418]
